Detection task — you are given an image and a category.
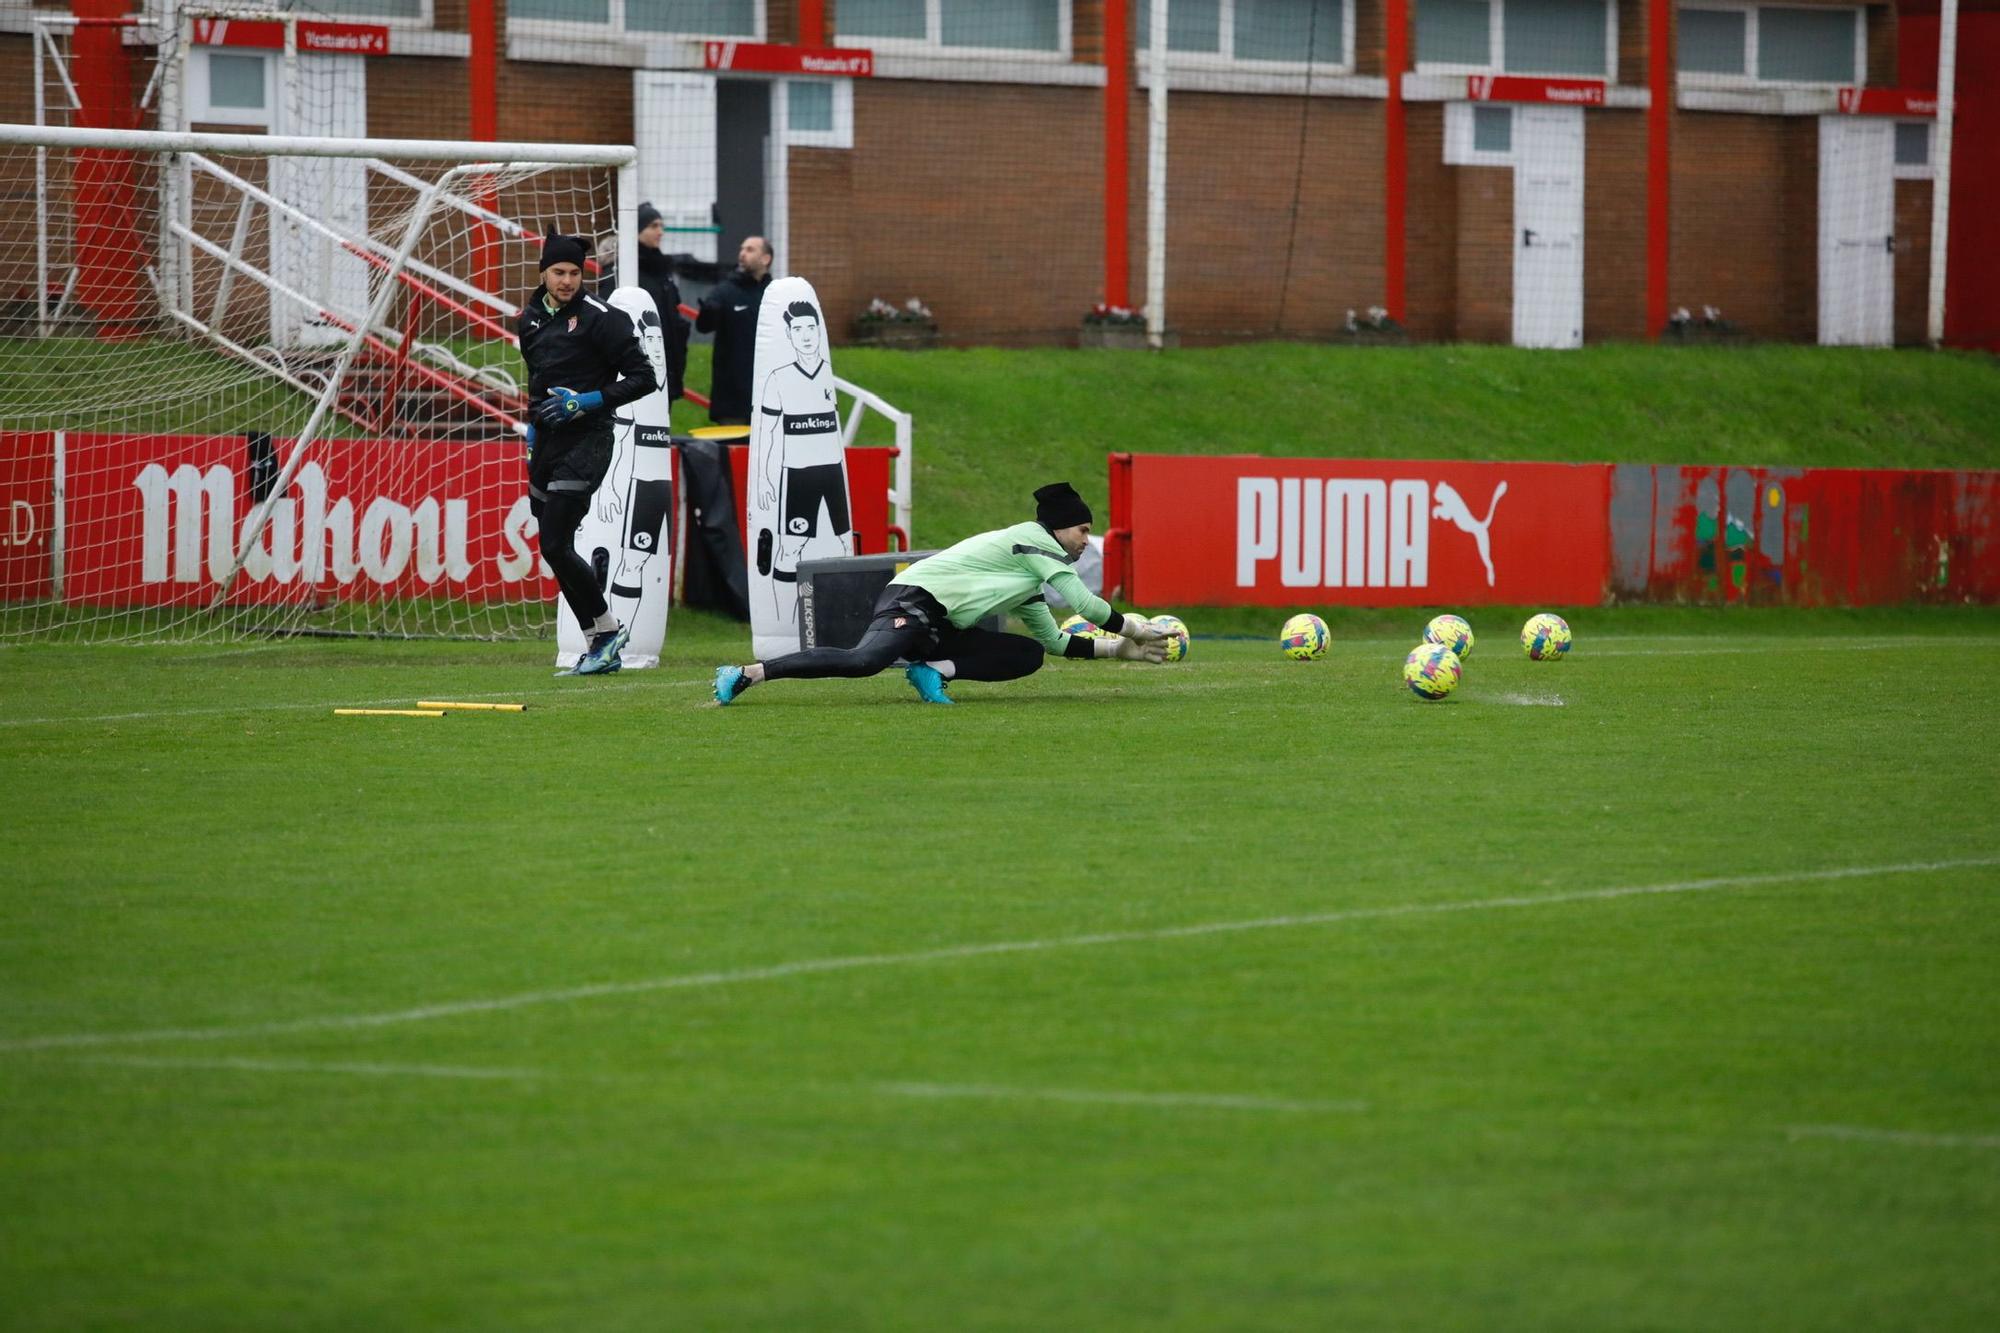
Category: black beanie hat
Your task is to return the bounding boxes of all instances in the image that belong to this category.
[1035,482,1093,530]
[539,227,588,271]
[636,202,663,231]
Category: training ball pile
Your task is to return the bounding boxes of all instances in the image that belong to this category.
[1280,613,1330,660]
[1425,614,1474,659]
[1404,643,1463,699]
[1151,615,1191,663]
[1060,614,1109,639]
[1522,613,1572,660]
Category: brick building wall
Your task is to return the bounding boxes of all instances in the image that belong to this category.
[1585,110,1649,341]
[1670,112,1819,342]
[1894,178,1933,346]
[1158,93,1385,338]
[1401,104,1455,342]
[0,0,1955,350]
[839,78,1106,341]
[1454,166,1514,343]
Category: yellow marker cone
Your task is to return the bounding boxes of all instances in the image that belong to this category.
[417,701,527,712]
[334,709,447,717]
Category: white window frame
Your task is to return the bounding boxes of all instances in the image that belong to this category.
[1135,0,1357,77]
[833,0,1074,63]
[189,46,275,126]
[1891,119,1934,181]
[508,0,766,44]
[1444,100,1516,165]
[1675,2,1866,90]
[1414,0,1618,81]
[780,77,853,149]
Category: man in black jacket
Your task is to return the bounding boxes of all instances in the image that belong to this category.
[599,202,688,401]
[519,228,659,674]
[694,234,773,425]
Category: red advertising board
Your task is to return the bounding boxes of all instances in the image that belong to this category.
[1109,454,1611,607]
[0,432,54,601]
[1610,464,2000,605]
[1466,75,1606,106]
[191,18,391,55]
[58,433,549,607]
[0,434,902,609]
[703,41,873,76]
[1837,87,1937,117]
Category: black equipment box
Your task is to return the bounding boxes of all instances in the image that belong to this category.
[796,552,1003,650]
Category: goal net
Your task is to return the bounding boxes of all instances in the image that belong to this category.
[0,123,635,643]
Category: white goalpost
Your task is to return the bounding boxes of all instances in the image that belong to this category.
[0,122,638,642]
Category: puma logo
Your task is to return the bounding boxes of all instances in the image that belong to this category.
[1432,481,1508,587]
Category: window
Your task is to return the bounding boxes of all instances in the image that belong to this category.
[783,79,854,148]
[836,0,1067,54]
[628,0,755,33]
[1677,4,1863,85]
[1418,0,1492,66]
[1443,100,1516,163]
[1503,0,1607,75]
[313,0,425,16]
[1416,0,1612,76]
[1136,0,1348,66]
[510,0,757,37]
[1756,6,1855,82]
[789,81,834,132]
[1679,7,1746,73]
[1893,120,1932,179]
[191,48,272,126]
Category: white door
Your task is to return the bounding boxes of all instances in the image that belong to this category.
[635,72,720,265]
[1512,105,1585,350]
[1818,116,1894,346]
[270,54,369,348]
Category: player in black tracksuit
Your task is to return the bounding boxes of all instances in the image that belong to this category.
[694,234,773,425]
[519,229,658,674]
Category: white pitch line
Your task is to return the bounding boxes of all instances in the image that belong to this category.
[2,856,1992,1056]
[69,1054,545,1081]
[1787,1123,2000,1151]
[880,1082,1364,1114]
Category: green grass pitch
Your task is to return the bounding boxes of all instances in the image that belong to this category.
[3,606,1997,1329]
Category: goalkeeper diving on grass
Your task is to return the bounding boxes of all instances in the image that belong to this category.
[712,482,1170,706]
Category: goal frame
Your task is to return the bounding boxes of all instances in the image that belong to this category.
[0,122,637,621]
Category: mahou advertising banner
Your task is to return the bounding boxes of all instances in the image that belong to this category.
[1112,454,1612,607]
[0,433,902,611]
[60,433,554,606]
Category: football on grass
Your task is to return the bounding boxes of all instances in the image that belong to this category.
[1425,613,1474,659]
[1280,613,1329,661]
[1404,644,1462,700]
[1522,613,1573,660]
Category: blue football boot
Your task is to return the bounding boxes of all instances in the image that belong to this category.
[904,663,955,705]
[574,623,630,676]
[713,664,752,705]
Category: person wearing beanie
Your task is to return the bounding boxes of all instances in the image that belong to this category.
[518,226,659,674]
[597,202,688,401]
[712,482,1172,706]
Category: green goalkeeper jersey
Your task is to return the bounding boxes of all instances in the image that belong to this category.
[893,521,1114,653]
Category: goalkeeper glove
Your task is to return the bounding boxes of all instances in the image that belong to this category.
[535,387,605,429]
[1114,613,1168,643]
[522,423,536,459]
[1093,635,1167,663]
